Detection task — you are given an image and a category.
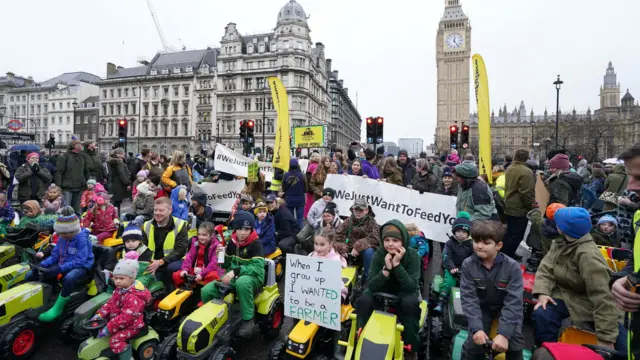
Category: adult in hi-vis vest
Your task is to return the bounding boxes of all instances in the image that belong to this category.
[143,197,189,290]
[610,143,640,360]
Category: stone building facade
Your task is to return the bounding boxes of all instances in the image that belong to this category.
[327,59,361,151]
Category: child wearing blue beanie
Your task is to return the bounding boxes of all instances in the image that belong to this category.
[590,214,620,247]
[532,207,627,350]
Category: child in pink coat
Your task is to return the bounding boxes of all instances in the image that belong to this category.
[81,193,119,243]
[172,221,224,287]
[309,231,347,300]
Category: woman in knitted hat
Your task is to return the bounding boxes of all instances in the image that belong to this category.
[14,151,53,203]
[25,206,95,322]
[546,153,584,207]
[92,251,152,360]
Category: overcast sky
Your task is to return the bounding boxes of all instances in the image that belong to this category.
[2,0,639,146]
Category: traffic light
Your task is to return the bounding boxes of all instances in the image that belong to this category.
[246,120,255,144]
[117,119,127,147]
[376,117,384,144]
[450,125,459,149]
[461,125,469,149]
[239,120,247,142]
[366,117,375,144]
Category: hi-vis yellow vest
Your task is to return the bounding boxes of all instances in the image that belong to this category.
[144,217,186,258]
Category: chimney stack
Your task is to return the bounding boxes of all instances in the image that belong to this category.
[344,88,348,95]
[106,62,117,76]
[332,70,338,79]
[6,72,14,80]
[339,80,344,88]
[326,59,332,72]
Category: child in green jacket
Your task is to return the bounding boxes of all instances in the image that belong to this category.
[590,215,621,248]
[355,220,422,360]
[200,210,264,338]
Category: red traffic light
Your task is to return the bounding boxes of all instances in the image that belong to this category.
[118,119,126,126]
[462,125,469,131]
[450,126,457,132]
[247,120,255,128]
[366,117,372,124]
[377,117,383,124]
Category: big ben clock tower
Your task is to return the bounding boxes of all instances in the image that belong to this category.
[436,0,471,152]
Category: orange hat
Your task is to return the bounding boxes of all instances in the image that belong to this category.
[546,203,566,220]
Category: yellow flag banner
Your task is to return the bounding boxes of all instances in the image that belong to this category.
[268,76,290,172]
[473,54,493,184]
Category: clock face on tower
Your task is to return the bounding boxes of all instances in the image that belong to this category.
[445,33,464,49]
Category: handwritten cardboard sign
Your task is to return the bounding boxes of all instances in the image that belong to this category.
[284,253,342,330]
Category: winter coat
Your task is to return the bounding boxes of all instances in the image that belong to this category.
[55,151,89,192]
[180,237,224,279]
[282,158,307,207]
[142,161,164,180]
[0,202,15,224]
[97,280,151,335]
[312,215,343,233]
[588,177,606,199]
[443,235,474,270]
[256,213,277,255]
[590,227,620,248]
[43,196,65,213]
[82,148,104,182]
[431,163,443,182]
[309,172,326,200]
[528,209,562,256]
[80,183,106,209]
[334,213,380,256]
[604,165,628,197]
[503,161,536,217]
[546,170,585,206]
[14,163,53,201]
[161,165,192,190]
[409,234,429,258]
[382,170,403,186]
[82,205,118,233]
[0,163,10,191]
[576,160,590,184]
[133,186,155,218]
[398,161,416,186]
[189,204,214,228]
[170,187,190,221]
[307,198,330,226]
[309,248,348,299]
[456,179,498,221]
[532,234,623,343]
[409,171,437,193]
[447,154,461,165]
[41,228,94,273]
[220,230,264,281]
[271,205,301,241]
[108,156,131,203]
[360,159,380,180]
[367,219,421,295]
[435,182,459,197]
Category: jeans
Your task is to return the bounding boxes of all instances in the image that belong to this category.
[63,190,82,215]
[360,247,375,277]
[154,260,184,292]
[288,206,304,229]
[503,215,528,258]
[27,267,88,297]
[532,299,628,351]
[356,292,421,350]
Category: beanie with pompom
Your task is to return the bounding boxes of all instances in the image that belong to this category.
[113,251,140,279]
[452,211,473,233]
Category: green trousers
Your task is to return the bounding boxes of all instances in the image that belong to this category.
[201,275,262,320]
[440,271,458,296]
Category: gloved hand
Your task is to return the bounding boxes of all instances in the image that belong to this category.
[31,163,40,173]
[97,326,109,339]
[526,208,539,220]
[89,314,102,322]
[43,265,62,281]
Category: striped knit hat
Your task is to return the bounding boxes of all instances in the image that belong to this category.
[122,224,144,242]
[53,206,81,234]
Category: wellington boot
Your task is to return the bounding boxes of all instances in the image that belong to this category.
[433,294,448,316]
[38,294,70,322]
[118,345,133,360]
[237,319,254,338]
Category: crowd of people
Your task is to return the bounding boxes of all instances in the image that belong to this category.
[0,139,638,360]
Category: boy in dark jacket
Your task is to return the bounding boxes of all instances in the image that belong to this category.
[200,211,264,338]
[590,214,620,248]
[460,220,524,359]
[434,211,474,314]
[254,201,277,256]
[355,220,422,360]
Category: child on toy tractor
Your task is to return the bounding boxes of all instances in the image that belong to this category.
[590,214,620,247]
[532,207,628,352]
[120,224,154,285]
[172,221,223,287]
[90,252,152,360]
[200,210,265,338]
[334,198,380,277]
[25,206,95,322]
[434,212,474,314]
[355,220,422,360]
[460,220,524,360]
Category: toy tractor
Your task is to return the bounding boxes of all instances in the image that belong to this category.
[77,317,159,360]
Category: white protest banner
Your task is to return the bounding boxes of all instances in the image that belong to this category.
[324,174,457,242]
[214,143,309,182]
[191,180,245,212]
[284,253,342,330]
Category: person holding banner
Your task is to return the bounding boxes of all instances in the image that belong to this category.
[334,198,380,276]
[282,158,307,229]
[455,162,498,221]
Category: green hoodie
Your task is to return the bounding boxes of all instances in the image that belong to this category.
[366,220,422,296]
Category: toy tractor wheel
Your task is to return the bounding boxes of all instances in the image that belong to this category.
[418,319,429,360]
[155,333,177,360]
[137,339,158,360]
[275,259,284,282]
[429,315,444,354]
[58,317,76,345]
[210,345,235,360]
[268,339,287,360]
[0,319,39,360]
[260,298,284,340]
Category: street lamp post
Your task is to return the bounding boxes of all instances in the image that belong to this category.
[530,120,535,158]
[72,100,78,137]
[553,75,563,149]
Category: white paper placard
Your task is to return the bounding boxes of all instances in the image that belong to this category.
[191,180,246,212]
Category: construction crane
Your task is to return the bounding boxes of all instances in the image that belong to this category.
[146,0,178,52]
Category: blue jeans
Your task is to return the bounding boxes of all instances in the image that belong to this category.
[361,247,375,278]
[288,206,304,229]
[63,190,82,214]
[26,268,88,297]
[532,298,628,351]
[154,260,184,291]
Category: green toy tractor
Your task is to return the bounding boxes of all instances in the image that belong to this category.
[76,317,159,360]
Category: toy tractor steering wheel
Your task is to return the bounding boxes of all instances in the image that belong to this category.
[215,282,234,298]
[582,344,626,360]
[372,292,400,312]
[28,262,51,282]
[183,274,197,287]
[81,317,109,336]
